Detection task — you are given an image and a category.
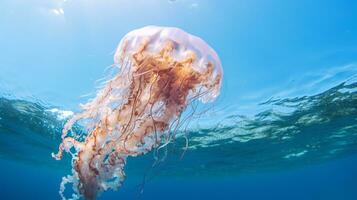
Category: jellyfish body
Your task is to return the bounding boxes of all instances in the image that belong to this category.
[53,26,222,200]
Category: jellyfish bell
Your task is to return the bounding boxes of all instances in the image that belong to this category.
[114,26,222,102]
[53,26,223,200]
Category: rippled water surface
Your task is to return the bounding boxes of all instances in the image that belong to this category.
[1,0,357,199]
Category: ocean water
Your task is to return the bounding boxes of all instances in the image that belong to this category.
[1,0,357,199]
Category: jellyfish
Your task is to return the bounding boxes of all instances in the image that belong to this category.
[53,26,223,200]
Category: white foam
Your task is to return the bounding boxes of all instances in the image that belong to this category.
[48,108,74,120]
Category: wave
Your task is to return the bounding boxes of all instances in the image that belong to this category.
[181,79,357,176]
[0,76,356,178]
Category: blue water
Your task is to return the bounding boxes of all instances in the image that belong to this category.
[1,0,357,199]
[2,154,357,199]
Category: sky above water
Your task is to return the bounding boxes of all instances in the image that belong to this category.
[1,1,357,200]
[1,0,357,112]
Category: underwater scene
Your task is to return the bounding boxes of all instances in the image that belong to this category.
[1,0,357,199]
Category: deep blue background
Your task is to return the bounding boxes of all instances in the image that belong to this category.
[1,0,357,199]
[1,154,356,200]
